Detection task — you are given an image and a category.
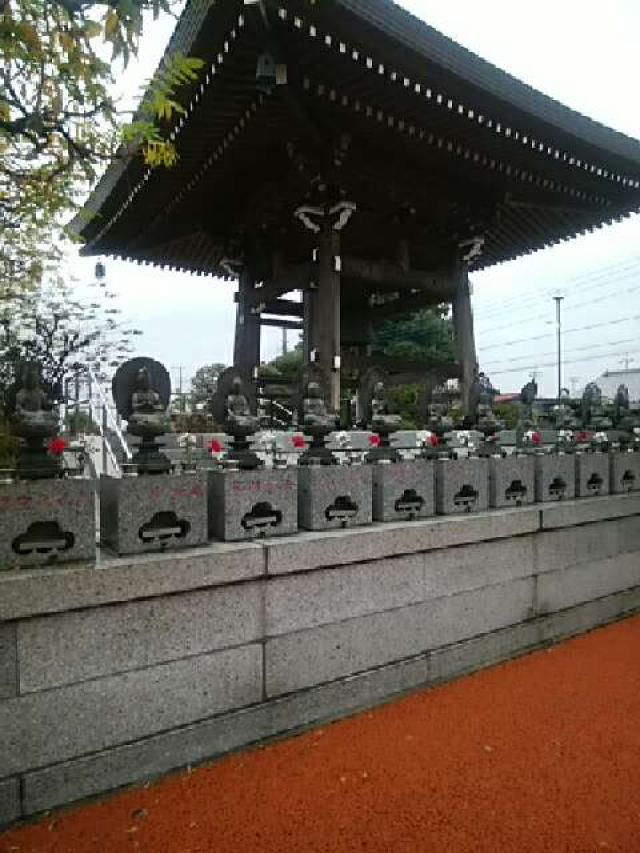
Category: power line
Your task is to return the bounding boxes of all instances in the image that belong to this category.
[489,347,640,377]
[473,260,640,323]
[478,312,640,352]
[482,335,640,369]
[473,255,640,318]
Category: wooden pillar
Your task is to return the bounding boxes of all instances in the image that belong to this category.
[452,263,477,418]
[308,229,341,412]
[233,268,261,373]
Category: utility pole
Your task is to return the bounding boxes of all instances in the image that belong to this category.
[282,326,288,356]
[553,295,564,402]
[172,365,185,413]
[620,355,634,371]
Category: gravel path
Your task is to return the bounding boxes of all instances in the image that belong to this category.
[3,614,639,852]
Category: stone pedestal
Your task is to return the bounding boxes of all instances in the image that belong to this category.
[371,460,434,522]
[610,450,640,494]
[534,454,576,503]
[100,472,207,556]
[298,465,372,531]
[208,468,297,542]
[435,457,489,515]
[489,455,535,508]
[0,479,95,571]
[575,452,610,498]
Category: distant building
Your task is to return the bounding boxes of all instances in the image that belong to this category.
[597,369,640,402]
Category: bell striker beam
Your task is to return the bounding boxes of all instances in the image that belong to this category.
[233,268,261,375]
[452,261,478,418]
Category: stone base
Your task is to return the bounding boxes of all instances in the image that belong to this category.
[435,457,489,515]
[208,468,297,542]
[575,452,610,498]
[100,473,207,556]
[371,460,434,522]
[534,454,576,503]
[298,465,372,531]
[0,479,95,571]
[610,451,640,494]
[489,455,535,508]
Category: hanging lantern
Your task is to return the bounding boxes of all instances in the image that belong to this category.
[255,52,277,93]
[95,261,106,280]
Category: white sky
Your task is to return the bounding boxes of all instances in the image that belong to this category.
[71,0,640,396]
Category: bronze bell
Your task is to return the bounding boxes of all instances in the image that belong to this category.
[255,52,277,93]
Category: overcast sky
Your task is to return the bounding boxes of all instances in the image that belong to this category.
[71,0,640,397]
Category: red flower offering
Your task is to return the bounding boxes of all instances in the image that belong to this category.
[531,431,542,445]
[48,437,67,457]
[428,435,440,448]
[208,439,223,455]
[292,435,306,449]
[368,434,381,447]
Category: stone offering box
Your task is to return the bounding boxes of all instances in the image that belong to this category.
[489,455,535,509]
[100,472,207,556]
[298,464,372,531]
[208,467,297,542]
[534,453,576,503]
[0,478,95,570]
[610,450,640,494]
[575,452,610,498]
[371,459,434,522]
[435,457,489,515]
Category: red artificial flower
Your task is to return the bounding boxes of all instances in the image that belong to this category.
[48,437,67,456]
[531,431,542,445]
[292,435,306,449]
[428,435,440,447]
[208,439,223,454]
[368,434,381,447]
[575,431,592,444]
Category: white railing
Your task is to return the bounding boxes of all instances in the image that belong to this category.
[85,367,131,476]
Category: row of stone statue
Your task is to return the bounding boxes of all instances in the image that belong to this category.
[9,356,638,480]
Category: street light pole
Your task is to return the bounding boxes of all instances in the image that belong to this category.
[553,296,564,402]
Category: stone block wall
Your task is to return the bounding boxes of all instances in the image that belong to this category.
[1,494,640,824]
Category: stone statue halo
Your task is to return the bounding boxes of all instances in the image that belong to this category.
[112,357,171,420]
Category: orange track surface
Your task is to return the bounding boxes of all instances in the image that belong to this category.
[3,615,640,853]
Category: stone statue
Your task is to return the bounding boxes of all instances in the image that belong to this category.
[614,384,630,425]
[581,382,606,428]
[13,362,60,479]
[370,382,402,433]
[225,376,259,435]
[128,368,171,434]
[300,380,337,465]
[224,376,261,469]
[366,381,402,462]
[520,378,538,422]
[126,367,172,475]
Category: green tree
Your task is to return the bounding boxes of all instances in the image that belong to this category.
[1,0,204,297]
[372,308,455,363]
[190,362,227,409]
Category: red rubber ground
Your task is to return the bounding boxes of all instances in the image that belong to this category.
[3,615,640,853]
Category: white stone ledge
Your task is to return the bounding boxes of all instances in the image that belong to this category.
[541,493,640,529]
[0,541,265,622]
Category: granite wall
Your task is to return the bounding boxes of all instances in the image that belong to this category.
[1,494,640,826]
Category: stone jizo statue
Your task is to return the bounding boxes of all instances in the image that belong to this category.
[13,362,61,479]
[225,376,259,435]
[370,381,402,434]
[299,379,337,465]
[128,368,171,435]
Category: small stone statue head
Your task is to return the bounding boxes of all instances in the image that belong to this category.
[373,381,385,397]
[135,367,151,392]
[230,376,244,395]
[22,361,39,392]
[307,381,322,399]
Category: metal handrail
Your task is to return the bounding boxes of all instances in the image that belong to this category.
[87,367,132,462]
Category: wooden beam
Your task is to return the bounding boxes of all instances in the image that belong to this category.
[234,268,261,372]
[341,353,461,380]
[342,257,453,297]
[245,263,312,309]
[259,318,303,330]
[262,298,304,318]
